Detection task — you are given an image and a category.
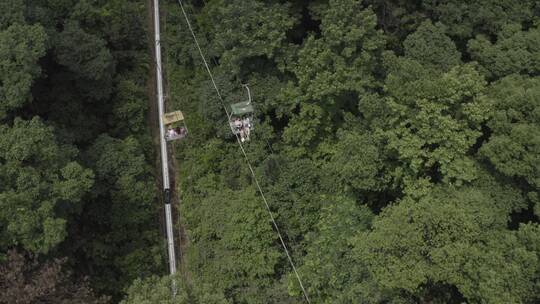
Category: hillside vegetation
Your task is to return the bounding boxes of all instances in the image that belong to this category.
[1,1,540,304]
[0,0,162,302]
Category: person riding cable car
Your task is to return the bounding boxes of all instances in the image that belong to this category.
[163,110,188,141]
[229,84,254,142]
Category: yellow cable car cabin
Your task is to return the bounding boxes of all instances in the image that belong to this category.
[163,110,187,141]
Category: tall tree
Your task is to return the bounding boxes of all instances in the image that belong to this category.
[54,20,115,102]
[282,0,386,157]
[0,0,24,30]
[72,134,162,296]
[121,275,228,304]
[381,59,488,187]
[0,23,47,118]
[293,196,388,303]
[468,25,540,80]
[422,0,536,39]
[403,20,461,71]
[182,187,284,303]
[202,0,295,75]
[480,75,540,189]
[359,183,536,303]
[0,118,93,253]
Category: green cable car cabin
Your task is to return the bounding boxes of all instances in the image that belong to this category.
[229,85,254,142]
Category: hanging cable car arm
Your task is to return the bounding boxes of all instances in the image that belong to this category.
[243,84,252,105]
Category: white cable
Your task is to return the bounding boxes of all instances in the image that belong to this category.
[176,1,311,303]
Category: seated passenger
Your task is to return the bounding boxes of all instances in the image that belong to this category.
[242,117,250,128]
[242,117,251,141]
[166,128,175,139]
[178,127,187,138]
[234,118,242,131]
[239,127,246,142]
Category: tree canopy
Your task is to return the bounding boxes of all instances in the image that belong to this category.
[157,0,540,303]
[1,1,539,303]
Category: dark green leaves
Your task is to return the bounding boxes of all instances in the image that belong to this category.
[480,75,540,188]
[0,118,92,253]
[0,24,46,117]
[360,185,536,303]
[469,25,540,79]
[295,197,378,303]
[0,0,24,30]
[403,20,461,71]
[327,130,386,192]
[54,21,115,101]
[164,1,540,303]
[383,62,488,186]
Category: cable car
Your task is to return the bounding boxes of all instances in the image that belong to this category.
[229,84,254,142]
[163,110,188,141]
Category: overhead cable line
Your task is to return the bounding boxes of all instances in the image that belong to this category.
[176,1,311,303]
[188,1,285,176]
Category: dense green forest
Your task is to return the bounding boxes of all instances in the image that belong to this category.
[0,0,163,302]
[1,0,540,303]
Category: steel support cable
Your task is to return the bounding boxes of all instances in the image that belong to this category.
[176,1,311,303]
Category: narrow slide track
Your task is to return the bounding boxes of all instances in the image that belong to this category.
[148,0,185,293]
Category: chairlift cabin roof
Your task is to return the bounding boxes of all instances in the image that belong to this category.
[230,101,254,116]
[163,111,184,125]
